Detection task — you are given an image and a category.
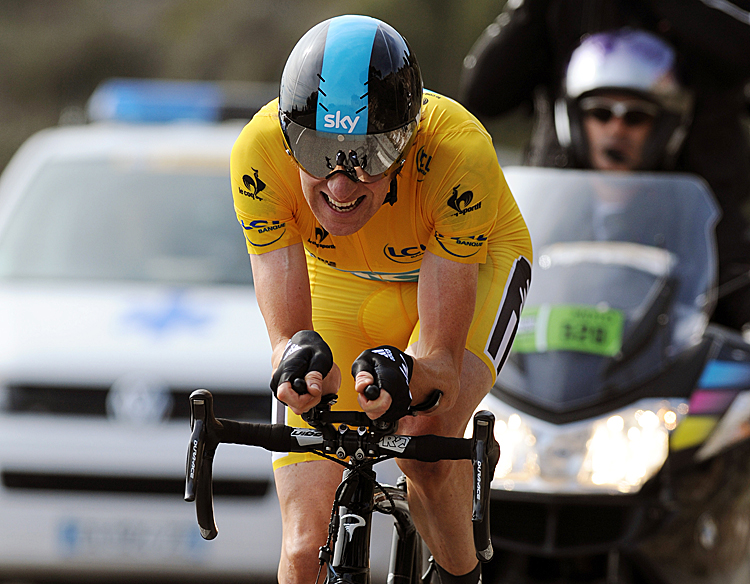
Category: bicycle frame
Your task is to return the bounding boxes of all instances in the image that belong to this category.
[320,466,426,584]
[184,389,497,583]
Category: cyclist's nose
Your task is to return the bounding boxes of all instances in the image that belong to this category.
[326,171,359,201]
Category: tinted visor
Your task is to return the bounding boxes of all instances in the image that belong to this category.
[580,96,659,127]
[281,114,417,180]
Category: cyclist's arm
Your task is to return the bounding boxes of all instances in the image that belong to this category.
[410,250,478,410]
[250,243,341,413]
[355,250,478,417]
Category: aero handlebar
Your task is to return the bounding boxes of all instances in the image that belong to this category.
[184,388,498,562]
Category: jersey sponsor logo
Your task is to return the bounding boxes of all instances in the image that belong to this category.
[447,186,481,216]
[383,243,426,264]
[239,168,266,200]
[306,250,337,268]
[307,226,336,249]
[323,111,360,133]
[416,146,432,180]
[239,218,286,247]
[485,256,532,374]
[434,231,487,258]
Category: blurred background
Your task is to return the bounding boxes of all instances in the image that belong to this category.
[0,0,530,172]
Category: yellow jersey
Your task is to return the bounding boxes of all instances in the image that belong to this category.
[231,90,531,282]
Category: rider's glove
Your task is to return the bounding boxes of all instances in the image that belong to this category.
[270,330,333,400]
[351,345,414,422]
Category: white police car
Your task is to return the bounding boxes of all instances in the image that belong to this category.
[0,79,285,581]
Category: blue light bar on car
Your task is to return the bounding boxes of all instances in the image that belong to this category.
[86,78,278,123]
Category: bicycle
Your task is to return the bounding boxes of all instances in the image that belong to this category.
[184,387,499,584]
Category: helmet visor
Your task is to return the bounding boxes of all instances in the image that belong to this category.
[280,114,417,181]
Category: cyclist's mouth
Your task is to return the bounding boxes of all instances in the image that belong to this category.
[323,193,365,213]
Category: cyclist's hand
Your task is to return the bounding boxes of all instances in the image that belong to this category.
[352,346,413,422]
[271,330,335,414]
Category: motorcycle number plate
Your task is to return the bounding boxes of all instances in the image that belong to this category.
[513,304,624,356]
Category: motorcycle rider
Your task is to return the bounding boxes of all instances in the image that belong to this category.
[549,28,750,331]
[459,0,750,333]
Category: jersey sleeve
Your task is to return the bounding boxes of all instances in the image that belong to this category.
[421,108,507,264]
[231,101,302,255]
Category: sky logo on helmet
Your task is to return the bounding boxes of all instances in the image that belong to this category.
[323,111,360,133]
[315,16,377,134]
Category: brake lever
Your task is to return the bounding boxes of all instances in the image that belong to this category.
[471,410,498,562]
[184,389,220,540]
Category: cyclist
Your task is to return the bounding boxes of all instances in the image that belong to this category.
[230,14,532,584]
[554,28,750,328]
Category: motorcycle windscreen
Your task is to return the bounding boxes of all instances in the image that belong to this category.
[496,168,720,414]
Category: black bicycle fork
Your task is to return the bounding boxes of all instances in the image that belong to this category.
[324,469,424,584]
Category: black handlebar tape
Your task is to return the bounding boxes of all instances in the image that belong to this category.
[217,419,321,453]
[395,435,472,462]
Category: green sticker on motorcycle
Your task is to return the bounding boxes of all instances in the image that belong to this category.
[513,304,624,357]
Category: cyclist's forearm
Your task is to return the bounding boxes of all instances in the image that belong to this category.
[249,243,314,366]
[411,252,478,410]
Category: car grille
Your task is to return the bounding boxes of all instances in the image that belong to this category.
[2,470,270,497]
[5,383,272,421]
[490,496,647,555]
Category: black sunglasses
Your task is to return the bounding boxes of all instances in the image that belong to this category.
[580,96,659,127]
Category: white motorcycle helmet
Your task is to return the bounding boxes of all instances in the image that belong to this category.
[555,28,694,170]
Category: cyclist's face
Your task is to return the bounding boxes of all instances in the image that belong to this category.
[582,92,656,171]
[299,168,393,236]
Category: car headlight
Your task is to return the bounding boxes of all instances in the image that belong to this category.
[467,393,688,494]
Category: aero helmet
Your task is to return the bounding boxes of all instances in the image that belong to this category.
[279,15,423,181]
[555,28,693,170]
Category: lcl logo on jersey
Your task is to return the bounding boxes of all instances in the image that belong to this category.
[416,146,432,181]
[323,111,360,133]
[434,231,487,258]
[384,243,426,264]
[239,218,286,248]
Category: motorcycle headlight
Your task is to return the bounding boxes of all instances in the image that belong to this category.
[467,393,688,494]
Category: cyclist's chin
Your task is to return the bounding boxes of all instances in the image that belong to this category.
[314,200,377,236]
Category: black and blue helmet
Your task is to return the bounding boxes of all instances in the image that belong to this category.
[279,15,423,180]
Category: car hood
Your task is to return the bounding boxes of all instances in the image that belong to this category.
[0,281,271,388]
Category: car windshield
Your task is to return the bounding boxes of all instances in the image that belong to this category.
[496,167,719,413]
[0,159,252,285]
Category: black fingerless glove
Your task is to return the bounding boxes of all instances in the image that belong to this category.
[270,330,333,399]
[351,345,414,422]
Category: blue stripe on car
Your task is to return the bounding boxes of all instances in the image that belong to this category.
[316,15,378,135]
